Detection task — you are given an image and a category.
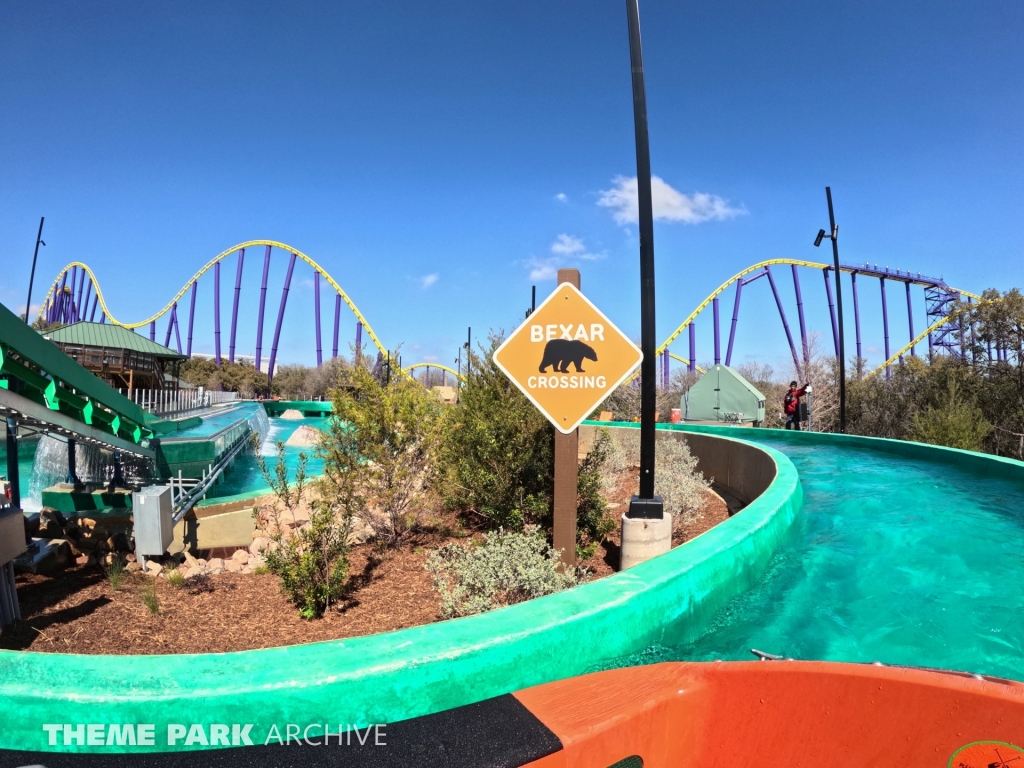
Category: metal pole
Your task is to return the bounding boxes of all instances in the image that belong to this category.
[82,278,92,324]
[229,248,245,363]
[186,280,197,357]
[851,271,862,366]
[466,327,472,378]
[792,264,809,366]
[314,271,323,367]
[626,0,660,512]
[24,217,45,324]
[905,281,916,357]
[766,266,802,378]
[332,294,341,358]
[825,187,847,432]
[712,296,720,365]
[881,277,891,382]
[149,320,156,342]
[688,323,696,373]
[267,252,298,386]
[725,279,743,367]
[5,417,20,509]
[823,269,839,357]
[255,245,271,371]
[213,260,221,365]
[355,321,363,362]
[67,266,78,323]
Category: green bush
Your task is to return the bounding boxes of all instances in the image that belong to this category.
[255,440,353,620]
[140,578,159,614]
[425,526,590,619]
[909,380,992,451]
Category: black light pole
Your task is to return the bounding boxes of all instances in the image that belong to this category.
[24,217,46,324]
[625,0,663,518]
[814,186,846,432]
[465,327,472,378]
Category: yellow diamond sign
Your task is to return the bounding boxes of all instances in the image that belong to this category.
[493,283,643,434]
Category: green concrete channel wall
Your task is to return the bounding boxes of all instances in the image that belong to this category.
[0,426,801,754]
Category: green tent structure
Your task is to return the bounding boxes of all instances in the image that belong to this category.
[682,364,766,425]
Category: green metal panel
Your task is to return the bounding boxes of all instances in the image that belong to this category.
[42,321,186,360]
[0,301,148,426]
[261,400,333,416]
[684,364,766,423]
[0,426,801,754]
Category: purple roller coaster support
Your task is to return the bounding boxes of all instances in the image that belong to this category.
[355,321,363,360]
[55,270,68,324]
[905,282,916,357]
[766,266,802,377]
[267,253,298,385]
[82,280,92,324]
[255,245,271,371]
[172,303,182,354]
[100,312,106,324]
[880,277,891,382]
[332,294,341,358]
[851,272,863,364]
[75,270,86,322]
[725,279,743,367]
[713,297,721,365]
[213,261,222,365]
[823,269,839,358]
[89,292,98,322]
[792,265,809,366]
[314,271,323,367]
[164,304,174,348]
[67,267,78,322]
[150,321,156,342]
[688,324,696,373]
[229,248,245,363]
[662,349,670,387]
[186,280,198,357]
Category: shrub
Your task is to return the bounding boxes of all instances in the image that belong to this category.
[324,362,446,545]
[140,579,159,614]
[107,556,126,590]
[575,430,615,559]
[601,428,709,523]
[166,568,185,588]
[909,380,992,451]
[255,440,353,619]
[425,527,590,619]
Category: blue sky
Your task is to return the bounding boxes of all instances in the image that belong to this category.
[1,0,1021,376]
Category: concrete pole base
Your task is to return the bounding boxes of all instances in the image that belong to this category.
[620,513,673,570]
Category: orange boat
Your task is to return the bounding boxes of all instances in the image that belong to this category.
[510,661,1024,768]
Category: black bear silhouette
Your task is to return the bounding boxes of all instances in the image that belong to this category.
[539,339,598,373]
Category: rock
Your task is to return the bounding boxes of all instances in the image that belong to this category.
[145,561,163,576]
[107,531,131,553]
[231,549,249,564]
[38,509,64,539]
[64,523,83,541]
[279,408,304,420]
[23,512,40,539]
[224,560,242,573]
[206,557,225,571]
[285,425,321,447]
[250,537,271,555]
[183,551,200,568]
[347,515,376,545]
[126,561,141,572]
[79,517,98,529]
[74,554,92,567]
[248,554,266,570]
[197,558,207,566]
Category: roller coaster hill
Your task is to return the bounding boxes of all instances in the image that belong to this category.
[31,241,984,399]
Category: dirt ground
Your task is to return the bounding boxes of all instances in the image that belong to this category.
[1,475,733,655]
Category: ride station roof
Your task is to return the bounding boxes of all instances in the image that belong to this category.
[43,322,186,360]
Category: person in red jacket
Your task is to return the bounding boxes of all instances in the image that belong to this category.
[784,381,808,430]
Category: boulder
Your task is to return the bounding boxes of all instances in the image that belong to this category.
[224,560,242,573]
[231,549,249,564]
[37,509,64,539]
[279,409,304,420]
[206,558,225,574]
[183,551,201,568]
[247,554,266,570]
[347,515,377,545]
[285,425,321,447]
[144,561,163,576]
[250,537,271,555]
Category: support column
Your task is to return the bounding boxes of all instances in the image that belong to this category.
[823,269,839,358]
[881,277,891,381]
[355,321,363,362]
[851,272,863,365]
[186,280,197,357]
[213,260,222,365]
[255,245,271,372]
[67,267,78,322]
[89,292,99,322]
[688,323,696,372]
[171,303,182,354]
[332,294,341,358]
[149,321,156,342]
[792,265,809,366]
[725,279,743,367]
[905,282,916,357]
[314,271,323,367]
[66,439,78,485]
[662,349,669,387]
[164,303,175,347]
[229,248,245,363]
[76,268,86,322]
[712,297,721,365]
[81,280,92,325]
[552,268,580,567]
[5,417,20,509]
[267,253,298,386]
[766,266,801,377]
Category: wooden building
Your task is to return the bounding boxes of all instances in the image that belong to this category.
[42,322,187,393]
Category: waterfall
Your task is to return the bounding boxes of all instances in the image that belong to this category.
[26,435,108,511]
[247,407,271,450]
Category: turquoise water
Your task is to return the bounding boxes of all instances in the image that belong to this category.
[622,438,1024,681]
[164,402,262,439]
[206,415,327,500]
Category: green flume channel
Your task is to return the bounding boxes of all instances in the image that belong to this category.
[0,430,801,754]
[608,426,1024,682]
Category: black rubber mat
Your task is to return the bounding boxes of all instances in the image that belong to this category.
[0,693,563,768]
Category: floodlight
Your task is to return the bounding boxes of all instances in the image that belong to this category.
[814,229,827,247]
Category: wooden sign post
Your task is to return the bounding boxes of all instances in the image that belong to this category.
[493,270,643,565]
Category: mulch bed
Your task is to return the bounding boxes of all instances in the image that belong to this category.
[1,475,734,655]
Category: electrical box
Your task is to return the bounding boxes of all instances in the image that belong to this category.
[0,506,27,565]
[133,485,174,557]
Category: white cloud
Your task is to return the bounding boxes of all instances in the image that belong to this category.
[550,234,585,255]
[420,273,439,288]
[597,175,745,225]
[528,258,559,281]
[422,355,439,362]
[554,193,568,202]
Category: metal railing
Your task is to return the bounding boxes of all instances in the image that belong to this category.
[118,388,239,416]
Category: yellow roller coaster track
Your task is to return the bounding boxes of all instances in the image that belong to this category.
[404,362,465,383]
[37,240,393,362]
[668,353,706,376]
